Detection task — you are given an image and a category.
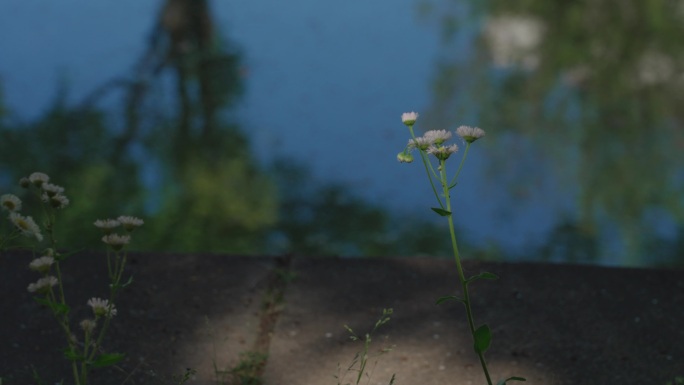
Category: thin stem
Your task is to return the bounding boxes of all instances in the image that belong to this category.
[439,159,493,385]
[408,126,445,209]
[449,143,472,188]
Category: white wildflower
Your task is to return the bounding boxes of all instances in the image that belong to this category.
[80,319,97,334]
[117,216,144,232]
[42,193,69,209]
[424,130,453,145]
[408,136,432,151]
[29,256,55,273]
[94,219,121,234]
[28,172,50,187]
[456,126,486,143]
[41,183,65,198]
[102,233,130,251]
[51,194,69,209]
[0,194,21,212]
[401,111,419,126]
[9,212,43,242]
[27,276,58,293]
[87,298,117,318]
[427,144,459,160]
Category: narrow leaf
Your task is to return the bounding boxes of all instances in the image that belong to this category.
[430,207,451,216]
[91,353,125,368]
[497,377,527,385]
[466,271,499,284]
[54,248,82,262]
[435,295,464,305]
[113,275,134,290]
[63,347,85,362]
[479,272,499,280]
[473,324,492,354]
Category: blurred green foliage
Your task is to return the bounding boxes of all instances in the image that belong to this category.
[424,0,684,266]
[0,87,455,257]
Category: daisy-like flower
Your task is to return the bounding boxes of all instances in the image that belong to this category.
[397,152,414,163]
[407,136,432,151]
[401,111,419,126]
[42,193,69,209]
[102,233,130,251]
[117,216,144,232]
[27,276,58,293]
[28,256,55,273]
[9,212,43,242]
[427,144,460,161]
[456,125,486,143]
[424,130,453,145]
[41,183,65,198]
[0,194,21,212]
[94,219,121,234]
[87,298,117,318]
[19,177,31,188]
[28,172,50,187]
[80,319,97,334]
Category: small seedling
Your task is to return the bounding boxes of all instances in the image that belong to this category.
[335,308,395,385]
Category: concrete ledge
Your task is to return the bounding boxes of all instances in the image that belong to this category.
[1,253,682,385]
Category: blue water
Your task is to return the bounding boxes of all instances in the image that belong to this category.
[0,0,568,258]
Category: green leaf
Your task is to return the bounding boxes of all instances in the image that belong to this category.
[430,207,451,216]
[466,271,499,284]
[54,248,82,262]
[473,324,492,354]
[63,347,85,362]
[122,275,134,287]
[497,377,527,385]
[113,275,134,290]
[34,297,70,315]
[435,295,464,305]
[91,353,125,368]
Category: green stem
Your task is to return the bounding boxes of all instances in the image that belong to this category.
[409,126,445,209]
[449,143,471,188]
[439,159,493,385]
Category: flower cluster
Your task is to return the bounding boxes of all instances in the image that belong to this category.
[26,250,58,294]
[94,215,143,251]
[398,113,486,163]
[19,172,70,210]
[1,172,75,246]
[3,170,143,385]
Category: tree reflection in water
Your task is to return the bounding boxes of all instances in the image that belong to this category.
[423,0,684,266]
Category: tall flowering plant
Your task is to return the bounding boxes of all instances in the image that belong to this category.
[1,172,143,385]
[397,113,525,385]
